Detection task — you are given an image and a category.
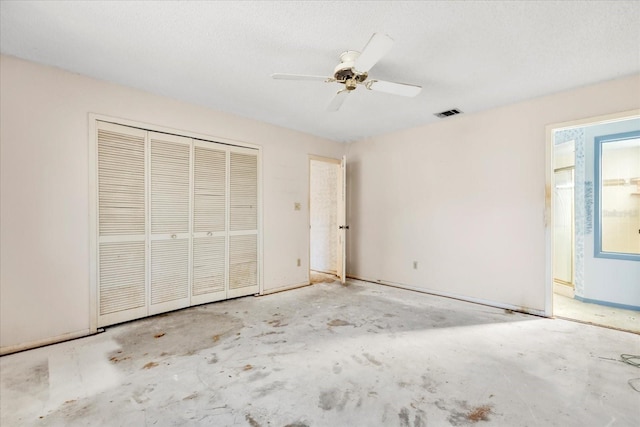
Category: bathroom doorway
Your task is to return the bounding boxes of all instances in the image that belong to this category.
[548,111,640,333]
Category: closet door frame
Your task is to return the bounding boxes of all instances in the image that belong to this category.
[89,114,263,332]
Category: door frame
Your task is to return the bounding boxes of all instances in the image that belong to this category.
[552,165,575,289]
[89,113,263,333]
[308,155,343,282]
[544,108,640,317]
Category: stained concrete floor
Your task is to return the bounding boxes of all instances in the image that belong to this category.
[2,279,639,427]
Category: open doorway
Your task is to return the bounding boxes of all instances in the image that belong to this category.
[309,156,342,284]
[548,111,640,333]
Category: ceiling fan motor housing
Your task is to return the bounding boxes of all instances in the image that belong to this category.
[334,50,368,89]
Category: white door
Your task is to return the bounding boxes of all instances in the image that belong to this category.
[148,132,192,315]
[96,122,148,327]
[191,141,227,304]
[228,148,260,298]
[338,155,347,284]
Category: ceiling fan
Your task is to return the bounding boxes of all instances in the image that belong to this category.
[272,33,422,112]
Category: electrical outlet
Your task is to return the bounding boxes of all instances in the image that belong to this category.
[413,261,418,269]
[297,258,301,267]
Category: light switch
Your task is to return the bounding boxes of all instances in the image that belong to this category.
[294,202,301,211]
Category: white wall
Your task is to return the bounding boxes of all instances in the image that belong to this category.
[346,74,640,314]
[2,54,638,352]
[582,120,640,308]
[310,160,339,274]
[0,55,344,352]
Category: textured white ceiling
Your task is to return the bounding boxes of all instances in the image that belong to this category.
[1,1,639,142]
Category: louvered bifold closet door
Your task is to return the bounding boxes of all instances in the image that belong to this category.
[97,122,148,327]
[228,148,259,298]
[191,141,227,305]
[149,132,192,315]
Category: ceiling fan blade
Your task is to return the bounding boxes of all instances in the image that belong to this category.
[271,73,332,82]
[367,79,422,97]
[354,33,394,73]
[326,89,349,112]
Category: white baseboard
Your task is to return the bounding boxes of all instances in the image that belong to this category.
[310,269,337,275]
[553,281,575,298]
[260,280,312,296]
[347,275,547,317]
[1,328,95,356]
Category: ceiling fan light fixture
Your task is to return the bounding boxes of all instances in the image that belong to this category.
[345,79,358,91]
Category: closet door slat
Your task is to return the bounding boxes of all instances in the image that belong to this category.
[230,152,258,231]
[98,128,146,236]
[193,236,226,295]
[229,234,257,290]
[151,138,190,234]
[151,239,189,305]
[194,146,226,233]
[99,241,146,315]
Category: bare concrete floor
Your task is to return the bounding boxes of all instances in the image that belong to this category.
[2,279,639,426]
[553,293,639,334]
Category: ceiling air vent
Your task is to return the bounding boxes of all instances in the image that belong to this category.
[434,108,462,118]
